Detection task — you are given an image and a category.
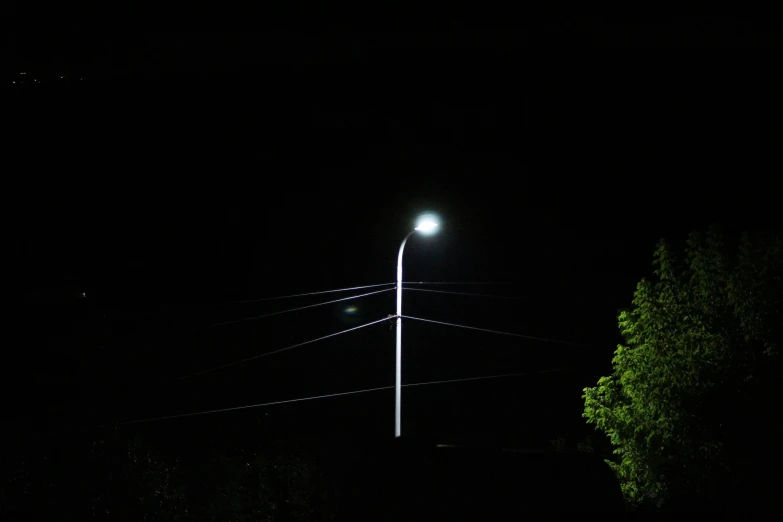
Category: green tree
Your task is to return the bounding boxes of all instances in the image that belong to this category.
[583,227,782,508]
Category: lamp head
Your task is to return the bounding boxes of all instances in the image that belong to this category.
[415,221,438,233]
[414,213,440,235]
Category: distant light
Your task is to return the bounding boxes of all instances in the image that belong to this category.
[344,306,358,314]
[20,72,26,75]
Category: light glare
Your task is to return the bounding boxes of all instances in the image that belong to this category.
[415,221,438,232]
[414,212,441,235]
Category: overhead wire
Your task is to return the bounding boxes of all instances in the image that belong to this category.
[198,287,394,330]
[113,283,509,341]
[403,281,514,285]
[212,282,395,306]
[402,287,520,300]
[400,315,589,348]
[98,280,582,427]
[403,368,566,388]
[99,368,569,427]
[181,316,391,379]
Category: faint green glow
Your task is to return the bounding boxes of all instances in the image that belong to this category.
[344,306,358,314]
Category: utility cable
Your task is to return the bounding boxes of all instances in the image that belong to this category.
[213,282,395,306]
[402,287,520,300]
[101,368,568,427]
[400,315,588,347]
[199,287,394,329]
[403,368,565,389]
[182,317,390,379]
[403,281,514,285]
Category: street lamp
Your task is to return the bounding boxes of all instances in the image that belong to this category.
[395,215,439,438]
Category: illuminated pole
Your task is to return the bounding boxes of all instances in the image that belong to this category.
[395,231,413,438]
[395,218,439,438]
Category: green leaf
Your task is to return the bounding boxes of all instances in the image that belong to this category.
[582,227,782,508]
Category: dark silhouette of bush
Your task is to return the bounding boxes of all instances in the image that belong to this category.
[340,439,625,519]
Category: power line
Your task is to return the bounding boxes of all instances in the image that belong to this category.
[101,368,567,427]
[103,385,396,427]
[404,368,566,388]
[403,281,514,285]
[213,282,395,306]
[182,317,390,379]
[108,283,503,339]
[403,287,520,300]
[199,288,394,329]
[400,315,588,347]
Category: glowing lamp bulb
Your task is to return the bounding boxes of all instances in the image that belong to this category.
[415,221,438,233]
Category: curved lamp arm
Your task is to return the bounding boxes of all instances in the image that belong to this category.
[396,230,415,316]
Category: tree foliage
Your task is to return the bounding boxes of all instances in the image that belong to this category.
[583,227,782,508]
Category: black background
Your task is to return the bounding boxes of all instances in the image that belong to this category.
[7,22,781,449]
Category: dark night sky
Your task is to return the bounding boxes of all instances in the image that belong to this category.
[8,23,782,447]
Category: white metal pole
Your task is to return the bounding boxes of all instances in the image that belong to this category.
[395,231,413,438]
